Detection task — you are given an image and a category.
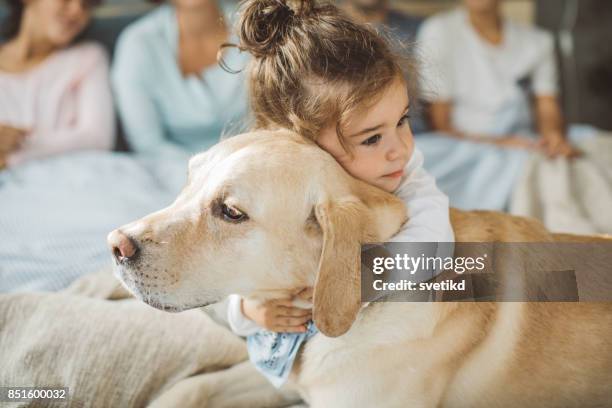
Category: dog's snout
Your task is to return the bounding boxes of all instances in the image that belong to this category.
[108,229,140,264]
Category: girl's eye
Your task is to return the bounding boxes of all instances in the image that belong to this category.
[361,134,382,146]
[398,113,411,127]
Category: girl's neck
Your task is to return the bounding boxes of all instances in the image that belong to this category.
[176,2,225,39]
[468,8,503,45]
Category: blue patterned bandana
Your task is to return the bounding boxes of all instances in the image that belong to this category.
[247,321,319,387]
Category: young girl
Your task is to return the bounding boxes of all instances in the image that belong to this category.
[224,0,454,387]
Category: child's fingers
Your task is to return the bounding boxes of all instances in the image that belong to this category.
[274,315,311,328]
[269,324,308,333]
[295,287,313,301]
[265,294,313,316]
[268,298,295,308]
[274,311,311,325]
[276,307,311,318]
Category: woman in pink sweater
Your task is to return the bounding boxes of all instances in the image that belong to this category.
[0,0,113,169]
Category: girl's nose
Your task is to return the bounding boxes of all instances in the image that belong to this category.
[386,148,400,161]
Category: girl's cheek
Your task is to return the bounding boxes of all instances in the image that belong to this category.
[403,128,415,153]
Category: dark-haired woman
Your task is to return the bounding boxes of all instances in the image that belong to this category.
[0,0,114,169]
[111,0,249,158]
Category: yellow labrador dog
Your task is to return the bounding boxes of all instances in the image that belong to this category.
[108,130,612,407]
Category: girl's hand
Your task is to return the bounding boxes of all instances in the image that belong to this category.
[538,132,581,159]
[242,289,313,333]
[295,287,313,303]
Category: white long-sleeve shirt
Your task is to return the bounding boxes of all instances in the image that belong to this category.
[227,146,454,336]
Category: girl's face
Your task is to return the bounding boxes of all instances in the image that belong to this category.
[24,0,94,47]
[317,77,414,193]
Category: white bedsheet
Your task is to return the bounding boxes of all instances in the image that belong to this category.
[0,151,187,292]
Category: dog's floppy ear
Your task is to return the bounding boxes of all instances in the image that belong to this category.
[312,182,407,337]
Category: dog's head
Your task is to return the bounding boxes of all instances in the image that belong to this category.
[108,130,407,336]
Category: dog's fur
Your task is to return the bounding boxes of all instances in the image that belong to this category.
[109,130,612,407]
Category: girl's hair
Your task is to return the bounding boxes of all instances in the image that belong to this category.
[229,0,417,146]
[2,0,104,40]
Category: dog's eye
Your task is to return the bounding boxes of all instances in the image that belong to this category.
[221,203,247,222]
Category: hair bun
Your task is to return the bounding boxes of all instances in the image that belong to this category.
[238,0,316,58]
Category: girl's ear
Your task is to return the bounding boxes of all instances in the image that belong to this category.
[312,183,407,337]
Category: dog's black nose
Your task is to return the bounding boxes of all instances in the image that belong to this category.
[108,230,140,264]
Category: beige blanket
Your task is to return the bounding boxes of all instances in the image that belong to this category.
[510,135,612,235]
[0,269,301,407]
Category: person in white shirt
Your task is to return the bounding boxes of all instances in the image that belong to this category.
[418,0,579,158]
[219,0,454,387]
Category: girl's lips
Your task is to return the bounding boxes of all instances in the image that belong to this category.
[383,169,404,178]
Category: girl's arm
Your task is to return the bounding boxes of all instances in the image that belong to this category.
[227,293,312,335]
[388,147,454,281]
[227,294,262,337]
[8,46,114,166]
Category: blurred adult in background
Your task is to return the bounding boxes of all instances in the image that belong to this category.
[0,0,114,169]
[418,0,579,158]
[342,0,421,45]
[111,0,248,158]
